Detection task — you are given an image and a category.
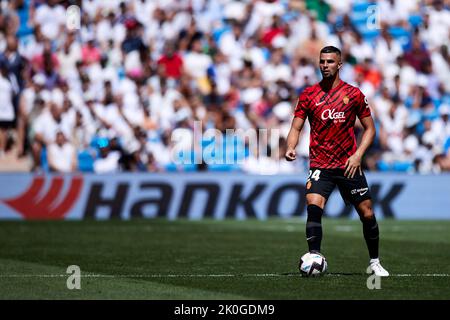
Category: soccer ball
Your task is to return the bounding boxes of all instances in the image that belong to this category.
[299,252,328,277]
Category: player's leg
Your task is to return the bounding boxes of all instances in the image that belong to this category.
[305,193,326,253]
[304,168,335,254]
[336,170,389,276]
[355,199,389,277]
[355,199,379,259]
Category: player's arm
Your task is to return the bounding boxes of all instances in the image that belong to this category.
[285,116,306,161]
[344,115,376,178]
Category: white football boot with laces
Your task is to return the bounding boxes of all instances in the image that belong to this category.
[368,259,389,277]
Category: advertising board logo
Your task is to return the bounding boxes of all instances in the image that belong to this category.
[2,176,83,219]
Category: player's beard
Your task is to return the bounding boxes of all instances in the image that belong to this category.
[321,69,335,78]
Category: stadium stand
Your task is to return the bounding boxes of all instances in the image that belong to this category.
[0,0,449,174]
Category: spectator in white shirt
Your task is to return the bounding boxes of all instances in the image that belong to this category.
[183,38,212,80]
[431,46,450,93]
[262,49,291,84]
[219,20,245,66]
[431,104,450,148]
[57,32,82,80]
[424,1,450,50]
[379,99,409,156]
[377,85,398,113]
[415,131,438,174]
[31,102,72,170]
[93,139,121,173]
[33,0,66,40]
[350,32,375,64]
[375,30,403,72]
[378,0,410,27]
[0,61,15,157]
[47,131,77,172]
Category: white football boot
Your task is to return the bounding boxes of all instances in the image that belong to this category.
[368,258,389,277]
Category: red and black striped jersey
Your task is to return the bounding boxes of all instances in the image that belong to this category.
[294,80,371,169]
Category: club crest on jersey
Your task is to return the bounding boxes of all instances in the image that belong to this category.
[343,96,349,104]
[321,108,346,123]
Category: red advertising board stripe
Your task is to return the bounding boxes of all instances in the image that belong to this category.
[4,176,83,220]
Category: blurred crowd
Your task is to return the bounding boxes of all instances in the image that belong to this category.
[0,0,449,174]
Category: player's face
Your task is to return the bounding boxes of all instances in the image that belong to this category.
[319,53,342,78]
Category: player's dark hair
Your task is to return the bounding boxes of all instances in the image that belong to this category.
[320,46,341,56]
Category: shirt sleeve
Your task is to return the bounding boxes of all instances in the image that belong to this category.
[294,91,309,119]
[357,90,371,119]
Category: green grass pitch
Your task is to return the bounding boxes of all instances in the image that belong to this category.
[0,218,449,299]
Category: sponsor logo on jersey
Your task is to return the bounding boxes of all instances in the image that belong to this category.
[321,108,346,122]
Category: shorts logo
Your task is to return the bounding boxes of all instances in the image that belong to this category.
[306,181,312,190]
[351,187,369,196]
[321,108,345,123]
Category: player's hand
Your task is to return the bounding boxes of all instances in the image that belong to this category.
[344,153,362,178]
[285,148,296,161]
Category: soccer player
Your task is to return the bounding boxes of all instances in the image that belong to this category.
[285,46,389,276]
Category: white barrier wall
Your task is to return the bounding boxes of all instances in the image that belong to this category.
[0,173,449,220]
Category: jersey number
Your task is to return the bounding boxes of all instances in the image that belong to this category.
[308,169,321,181]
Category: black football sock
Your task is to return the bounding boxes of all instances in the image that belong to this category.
[361,215,379,259]
[306,205,323,253]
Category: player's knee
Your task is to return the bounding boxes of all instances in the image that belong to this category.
[358,206,374,220]
[306,194,325,208]
[356,200,373,218]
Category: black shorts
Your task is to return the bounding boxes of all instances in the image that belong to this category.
[0,120,15,129]
[305,167,372,206]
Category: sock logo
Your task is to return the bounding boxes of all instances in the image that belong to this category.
[2,176,83,219]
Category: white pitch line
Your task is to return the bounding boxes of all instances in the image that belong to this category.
[0,274,287,278]
[391,274,450,277]
[0,273,449,278]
